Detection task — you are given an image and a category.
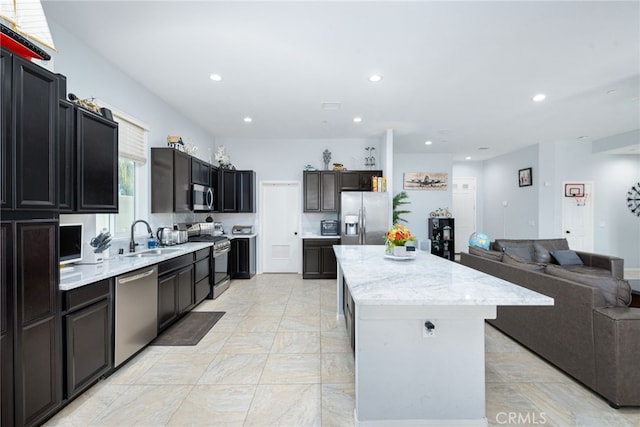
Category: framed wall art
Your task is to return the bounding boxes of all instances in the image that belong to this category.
[403,172,448,190]
[518,167,532,187]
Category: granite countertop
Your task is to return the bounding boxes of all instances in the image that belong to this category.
[59,242,213,291]
[333,245,554,307]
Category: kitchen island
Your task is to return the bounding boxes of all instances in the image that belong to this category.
[334,245,554,426]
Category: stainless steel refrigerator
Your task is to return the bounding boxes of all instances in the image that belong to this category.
[340,192,390,245]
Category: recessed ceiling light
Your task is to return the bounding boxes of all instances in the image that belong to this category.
[424,140,433,145]
[353,117,363,123]
[577,135,589,140]
[532,93,546,102]
[368,74,383,83]
[465,156,472,160]
[243,117,252,123]
[209,73,222,81]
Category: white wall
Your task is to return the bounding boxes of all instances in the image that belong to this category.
[392,153,453,243]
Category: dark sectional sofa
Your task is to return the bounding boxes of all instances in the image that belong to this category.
[460,238,640,407]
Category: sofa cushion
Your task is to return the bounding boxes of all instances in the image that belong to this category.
[545,264,631,307]
[494,239,535,261]
[504,246,534,262]
[533,239,570,263]
[502,252,546,272]
[468,246,503,261]
[561,265,611,276]
[550,249,584,266]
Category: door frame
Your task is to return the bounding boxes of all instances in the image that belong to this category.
[259,181,301,274]
[452,176,477,254]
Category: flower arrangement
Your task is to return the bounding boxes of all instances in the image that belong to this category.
[385,224,416,253]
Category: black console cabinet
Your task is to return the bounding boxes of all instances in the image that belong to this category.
[428,218,455,260]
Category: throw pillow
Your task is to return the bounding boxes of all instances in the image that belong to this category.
[504,246,534,262]
[545,264,631,307]
[502,252,546,272]
[550,250,584,266]
[533,239,570,263]
[469,246,503,262]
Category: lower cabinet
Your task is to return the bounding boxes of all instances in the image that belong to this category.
[2,218,62,427]
[157,253,195,332]
[193,248,211,304]
[302,239,340,279]
[230,237,256,279]
[343,280,355,355]
[62,279,112,399]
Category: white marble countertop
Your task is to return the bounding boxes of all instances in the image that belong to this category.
[59,242,213,291]
[334,245,554,307]
[301,234,340,239]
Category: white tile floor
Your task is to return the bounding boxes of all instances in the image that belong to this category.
[46,274,640,426]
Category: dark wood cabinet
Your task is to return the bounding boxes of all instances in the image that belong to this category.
[220,169,237,212]
[428,217,455,260]
[1,49,60,212]
[236,170,256,213]
[302,238,340,279]
[76,109,118,213]
[191,158,210,186]
[11,219,62,426]
[194,249,211,304]
[58,100,75,212]
[1,50,11,210]
[230,237,256,279]
[303,171,339,212]
[157,253,195,332]
[1,222,14,427]
[340,170,382,191]
[62,279,112,399]
[210,167,220,212]
[56,103,119,214]
[151,148,191,213]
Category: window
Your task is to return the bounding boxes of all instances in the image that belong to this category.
[96,108,149,237]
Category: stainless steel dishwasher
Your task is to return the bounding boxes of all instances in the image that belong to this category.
[114,265,158,367]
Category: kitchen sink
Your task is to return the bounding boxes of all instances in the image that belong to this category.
[125,248,184,258]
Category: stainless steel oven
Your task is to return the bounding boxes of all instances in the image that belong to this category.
[192,183,214,212]
[212,237,231,298]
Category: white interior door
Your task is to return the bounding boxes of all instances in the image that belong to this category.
[452,177,477,254]
[261,182,301,273]
[562,181,594,251]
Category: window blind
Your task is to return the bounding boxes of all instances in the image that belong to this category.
[113,113,148,164]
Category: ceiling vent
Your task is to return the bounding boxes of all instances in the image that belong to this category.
[321,102,341,111]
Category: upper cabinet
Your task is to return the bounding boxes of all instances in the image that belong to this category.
[57,103,119,213]
[151,148,191,213]
[304,171,339,212]
[75,108,119,212]
[219,169,237,212]
[1,48,60,212]
[340,170,383,191]
[236,170,256,213]
[191,158,210,186]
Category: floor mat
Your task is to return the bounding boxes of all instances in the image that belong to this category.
[151,311,225,346]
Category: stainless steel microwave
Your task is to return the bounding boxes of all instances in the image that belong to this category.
[192,184,214,211]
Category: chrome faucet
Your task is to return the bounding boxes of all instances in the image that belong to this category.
[129,220,153,252]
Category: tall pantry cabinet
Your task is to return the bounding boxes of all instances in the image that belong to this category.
[1,47,63,427]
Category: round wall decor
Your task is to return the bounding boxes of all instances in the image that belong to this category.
[627,182,640,217]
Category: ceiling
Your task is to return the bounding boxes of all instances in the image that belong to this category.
[41,1,640,161]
